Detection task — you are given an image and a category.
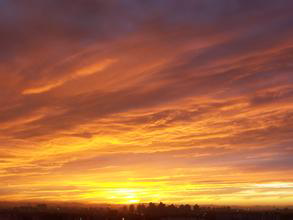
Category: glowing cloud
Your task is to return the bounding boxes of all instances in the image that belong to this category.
[0,0,293,205]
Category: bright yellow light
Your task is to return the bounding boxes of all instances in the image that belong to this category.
[128,199,139,203]
[107,188,141,204]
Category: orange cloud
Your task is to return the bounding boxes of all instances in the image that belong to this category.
[0,0,293,205]
[22,59,116,95]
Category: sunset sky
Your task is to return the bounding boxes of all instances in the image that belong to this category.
[0,0,293,206]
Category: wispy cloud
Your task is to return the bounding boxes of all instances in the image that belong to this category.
[0,0,292,205]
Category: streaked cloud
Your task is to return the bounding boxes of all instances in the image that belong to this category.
[22,59,116,95]
[0,0,292,205]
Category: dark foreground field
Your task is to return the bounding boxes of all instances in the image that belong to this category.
[0,203,293,220]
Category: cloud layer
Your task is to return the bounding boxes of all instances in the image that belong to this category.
[0,0,293,205]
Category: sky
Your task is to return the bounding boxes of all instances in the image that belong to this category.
[0,0,293,206]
